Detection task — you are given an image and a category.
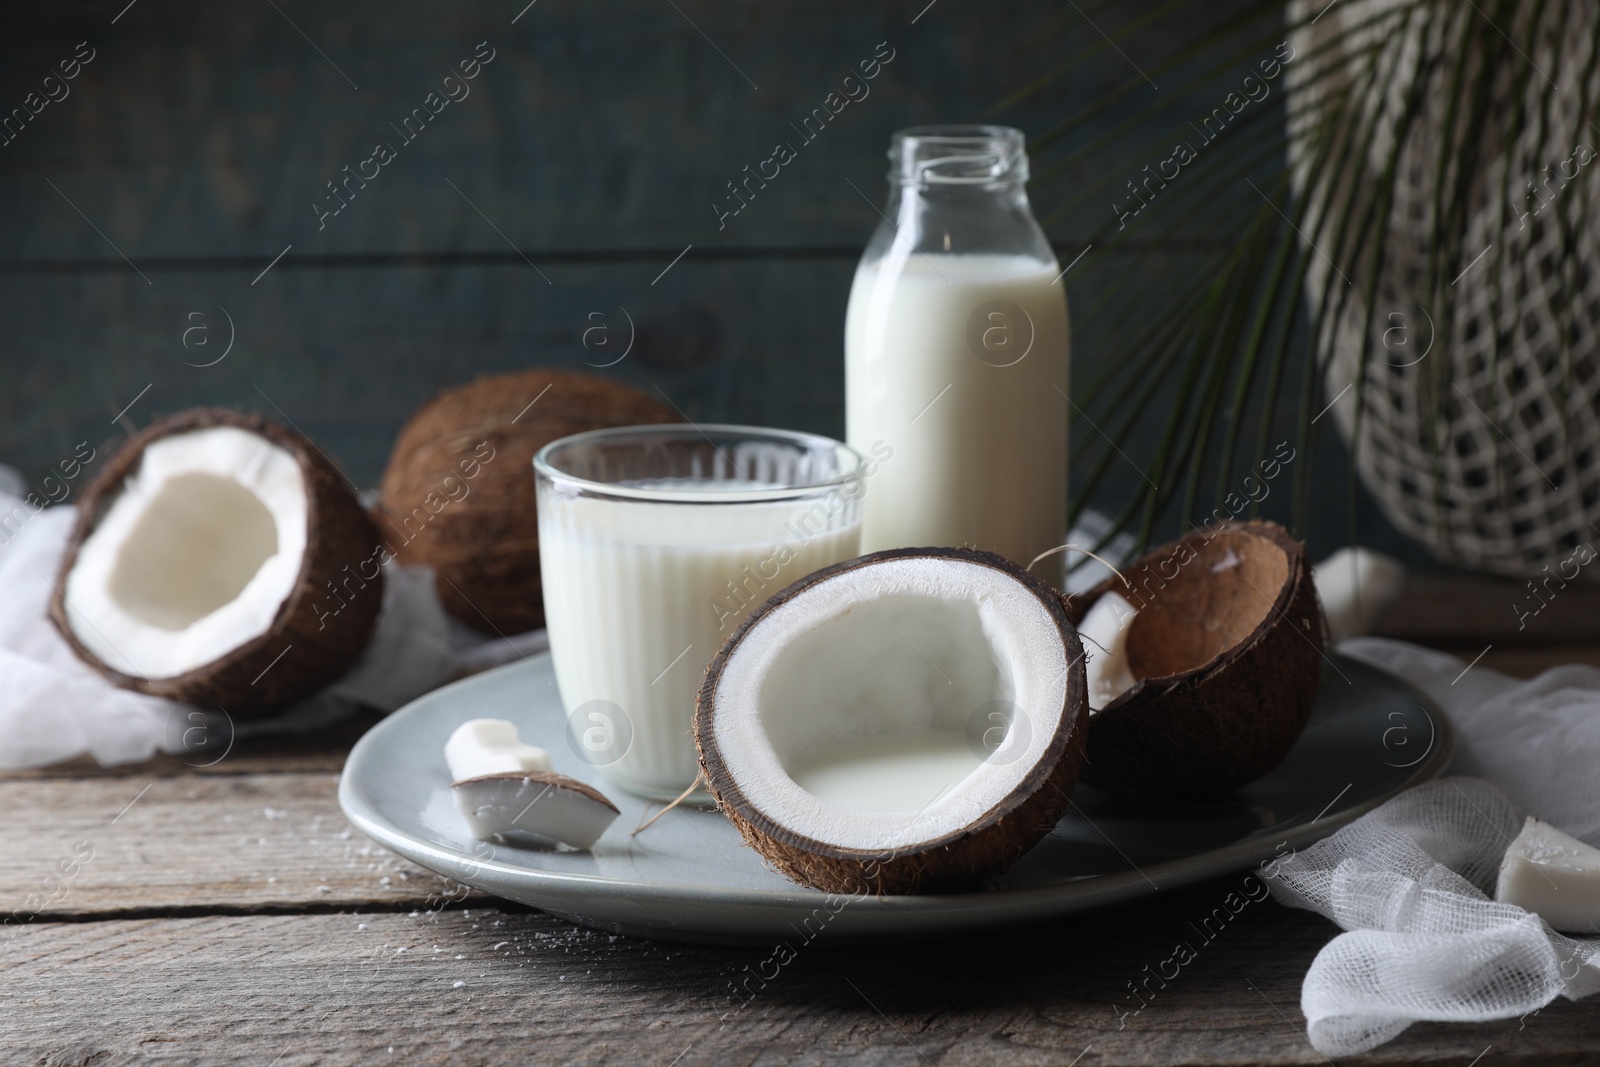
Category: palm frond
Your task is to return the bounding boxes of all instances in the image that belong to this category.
[1008,0,1598,564]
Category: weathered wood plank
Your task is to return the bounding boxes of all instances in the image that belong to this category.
[6,902,1597,1065]
[0,250,1208,490]
[1374,576,1600,647]
[0,0,1264,258]
[0,255,842,487]
[0,712,373,781]
[0,772,477,917]
[4,764,1596,1063]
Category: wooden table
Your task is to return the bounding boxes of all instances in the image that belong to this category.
[7,577,1600,1066]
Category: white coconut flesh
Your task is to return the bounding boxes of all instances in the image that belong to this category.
[1078,590,1138,711]
[62,426,308,680]
[710,557,1070,853]
[451,773,619,851]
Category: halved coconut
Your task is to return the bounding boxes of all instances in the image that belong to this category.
[51,408,383,713]
[1066,520,1325,802]
[695,547,1089,895]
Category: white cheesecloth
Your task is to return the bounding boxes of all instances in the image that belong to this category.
[1264,639,1600,1055]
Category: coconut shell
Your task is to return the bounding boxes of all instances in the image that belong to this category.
[50,408,383,715]
[377,369,677,634]
[696,547,1090,896]
[1066,520,1325,802]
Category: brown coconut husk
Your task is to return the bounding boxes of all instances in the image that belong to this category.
[1065,520,1325,802]
[377,370,677,634]
[50,408,383,715]
[695,547,1090,896]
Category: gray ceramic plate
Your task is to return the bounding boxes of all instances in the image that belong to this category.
[339,650,1451,944]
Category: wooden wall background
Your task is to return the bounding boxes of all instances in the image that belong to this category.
[0,0,1426,564]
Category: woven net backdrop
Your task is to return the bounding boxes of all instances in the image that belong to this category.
[1288,0,1600,575]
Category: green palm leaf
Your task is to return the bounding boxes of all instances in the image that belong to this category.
[1007,0,1599,570]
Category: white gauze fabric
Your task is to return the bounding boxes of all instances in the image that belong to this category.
[1261,638,1600,1056]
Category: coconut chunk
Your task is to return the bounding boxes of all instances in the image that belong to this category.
[451,772,620,850]
[1079,590,1138,711]
[1496,816,1600,934]
[1313,547,1405,642]
[444,718,553,780]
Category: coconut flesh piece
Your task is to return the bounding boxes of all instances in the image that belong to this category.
[1079,590,1138,711]
[1312,546,1405,642]
[61,426,308,680]
[445,718,554,780]
[696,548,1089,895]
[1496,816,1600,934]
[451,772,620,850]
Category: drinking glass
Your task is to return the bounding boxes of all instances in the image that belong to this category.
[534,424,865,799]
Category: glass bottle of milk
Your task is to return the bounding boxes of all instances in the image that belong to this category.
[845,125,1069,570]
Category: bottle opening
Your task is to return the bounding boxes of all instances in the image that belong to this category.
[890,125,1028,186]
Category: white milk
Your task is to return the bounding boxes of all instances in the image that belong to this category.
[788,730,983,813]
[846,253,1070,568]
[538,487,860,799]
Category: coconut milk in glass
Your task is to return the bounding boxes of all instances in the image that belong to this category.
[534,426,863,801]
[846,125,1069,571]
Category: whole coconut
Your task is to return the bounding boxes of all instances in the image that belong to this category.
[378,370,677,633]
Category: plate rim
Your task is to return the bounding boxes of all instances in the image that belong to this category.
[339,650,1453,921]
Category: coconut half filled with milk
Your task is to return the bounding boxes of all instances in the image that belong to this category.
[695,547,1090,895]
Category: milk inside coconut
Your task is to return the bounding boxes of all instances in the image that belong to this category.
[789,731,983,812]
[845,125,1070,571]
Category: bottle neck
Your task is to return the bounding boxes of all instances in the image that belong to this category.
[869,125,1053,264]
[874,179,1050,263]
[890,125,1029,186]
[888,179,1031,209]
